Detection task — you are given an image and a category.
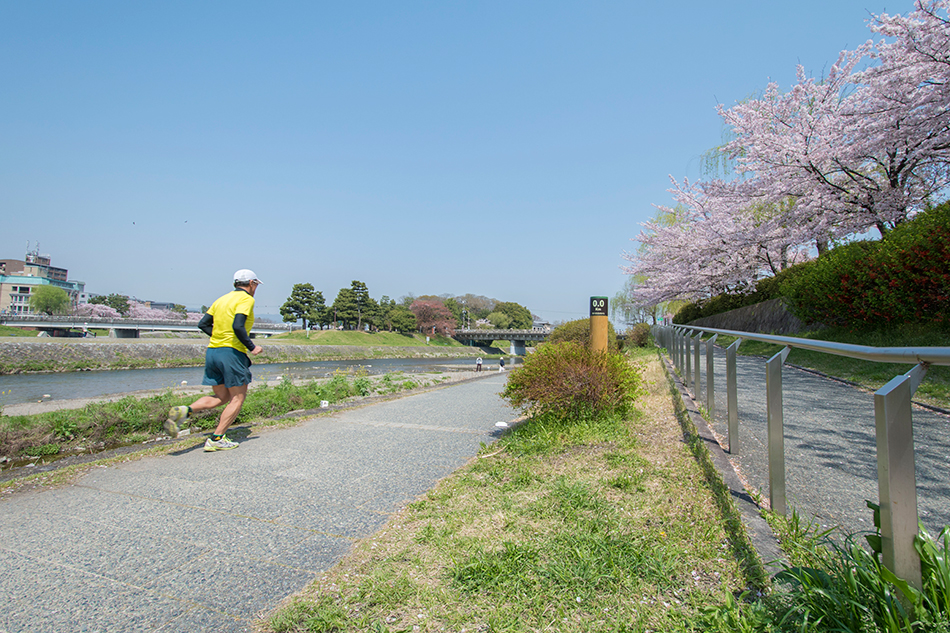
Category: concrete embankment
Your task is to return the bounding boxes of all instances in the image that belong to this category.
[0,338,494,374]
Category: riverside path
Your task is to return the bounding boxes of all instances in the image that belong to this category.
[0,373,515,633]
[692,344,950,538]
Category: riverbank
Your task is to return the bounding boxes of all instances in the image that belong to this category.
[0,337,504,375]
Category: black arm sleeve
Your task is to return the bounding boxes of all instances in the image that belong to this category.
[232,313,256,351]
[197,313,214,337]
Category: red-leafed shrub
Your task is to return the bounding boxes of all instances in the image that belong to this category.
[781,204,950,329]
[501,342,643,422]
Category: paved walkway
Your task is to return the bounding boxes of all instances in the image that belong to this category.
[687,344,950,537]
[0,373,514,633]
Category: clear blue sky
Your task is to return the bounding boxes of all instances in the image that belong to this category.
[0,1,893,322]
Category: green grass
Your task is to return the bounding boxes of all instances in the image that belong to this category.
[711,324,950,409]
[0,324,37,337]
[0,371,450,462]
[263,347,765,632]
[698,509,950,632]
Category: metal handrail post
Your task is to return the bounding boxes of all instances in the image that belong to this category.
[674,328,681,371]
[706,334,718,420]
[673,328,681,372]
[874,363,928,591]
[693,333,701,398]
[767,346,791,515]
[678,329,685,374]
[727,339,741,454]
[684,331,692,391]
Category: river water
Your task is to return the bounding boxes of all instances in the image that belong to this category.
[0,357,515,406]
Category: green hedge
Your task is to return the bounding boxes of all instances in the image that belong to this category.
[781,204,950,328]
[672,203,950,330]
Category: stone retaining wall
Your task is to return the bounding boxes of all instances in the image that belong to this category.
[688,298,809,335]
[0,340,492,374]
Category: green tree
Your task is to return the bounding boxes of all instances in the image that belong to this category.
[169,303,188,318]
[495,301,533,329]
[388,305,417,333]
[28,286,70,315]
[280,283,325,330]
[350,280,371,330]
[443,297,462,327]
[486,311,512,329]
[331,287,359,330]
[89,293,130,316]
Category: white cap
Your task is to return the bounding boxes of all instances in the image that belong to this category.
[233,269,262,284]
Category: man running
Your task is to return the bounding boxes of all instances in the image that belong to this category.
[164,269,263,451]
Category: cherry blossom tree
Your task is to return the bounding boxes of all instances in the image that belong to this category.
[409,299,456,336]
[720,2,950,243]
[622,178,810,306]
[75,303,122,318]
[127,301,182,320]
[625,1,950,311]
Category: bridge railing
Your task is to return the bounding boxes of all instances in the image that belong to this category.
[0,314,291,331]
[454,329,549,339]
[653,323,950,592]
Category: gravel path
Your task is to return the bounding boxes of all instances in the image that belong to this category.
[690,344,950,536]
[0,373,514,633]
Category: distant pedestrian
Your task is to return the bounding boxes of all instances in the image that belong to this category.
[476,357,483,372]
[164,269,263,452]
[499,357,505,372]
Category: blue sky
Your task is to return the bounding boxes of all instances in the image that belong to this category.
[1,1,894,322]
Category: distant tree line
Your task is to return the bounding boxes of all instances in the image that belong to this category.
[279,281,534,335]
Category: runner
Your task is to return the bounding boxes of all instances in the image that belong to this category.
[164,269,263,451]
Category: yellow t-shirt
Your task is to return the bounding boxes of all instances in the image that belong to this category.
[207,289,256,353]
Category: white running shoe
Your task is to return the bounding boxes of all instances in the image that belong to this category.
[203,436,239,452]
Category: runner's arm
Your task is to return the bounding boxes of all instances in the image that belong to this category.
[197,313,214,337]
[232,313,257,352]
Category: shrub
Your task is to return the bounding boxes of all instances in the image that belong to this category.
[628,323,651,347]
[501,342,643,422]
[781,204,950,329]
[547,318,618,350]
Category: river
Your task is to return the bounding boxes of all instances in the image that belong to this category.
[0,357,515,407]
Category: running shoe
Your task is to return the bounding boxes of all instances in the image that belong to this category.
[164,406,189,438]
[203,436,239,452]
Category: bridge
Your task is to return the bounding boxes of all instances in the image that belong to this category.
[453,329,549,355]
[0,315,291,338]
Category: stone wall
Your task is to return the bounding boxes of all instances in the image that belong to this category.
[688,298,809,335]
[0,341,491,374]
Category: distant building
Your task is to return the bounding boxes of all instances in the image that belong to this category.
[0,246,87,315]
[532,317,552,332]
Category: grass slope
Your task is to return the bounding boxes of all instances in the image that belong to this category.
[263,347,764,632]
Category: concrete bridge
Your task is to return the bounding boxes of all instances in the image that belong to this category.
[453,329,549,355]
[0,314,291,339]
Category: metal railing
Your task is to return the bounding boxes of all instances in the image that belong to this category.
[653,324,950,591]
[0,314,291,332]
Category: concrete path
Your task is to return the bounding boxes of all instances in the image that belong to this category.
[689,344,950,537]
[0,373,515,633]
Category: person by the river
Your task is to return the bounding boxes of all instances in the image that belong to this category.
[164,269,264,451]
[476,357,482,372]
[499,357,505,372]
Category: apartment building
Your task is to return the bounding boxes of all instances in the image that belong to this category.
[0,248,87,315]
